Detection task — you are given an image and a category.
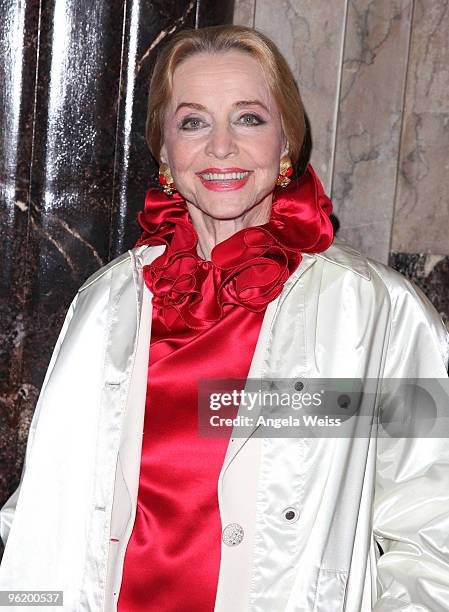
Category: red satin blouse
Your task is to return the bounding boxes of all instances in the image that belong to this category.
[117,164,333,611]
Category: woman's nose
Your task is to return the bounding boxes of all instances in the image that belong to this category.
[204,124,238,159]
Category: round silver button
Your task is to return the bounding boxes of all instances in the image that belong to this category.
[222,523,244,546]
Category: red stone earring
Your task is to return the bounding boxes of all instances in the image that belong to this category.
[276,155,293,187]
[159,162,175,196]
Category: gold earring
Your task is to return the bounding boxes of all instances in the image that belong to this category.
[276,155,293,187]
[158,162,175,196]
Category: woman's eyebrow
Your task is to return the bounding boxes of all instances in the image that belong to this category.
[235,100,270,112]
[174,100,270,113]
[175,102,205,113]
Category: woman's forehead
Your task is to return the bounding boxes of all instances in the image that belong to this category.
[170,51,273,110]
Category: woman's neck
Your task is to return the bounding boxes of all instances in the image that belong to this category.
[186,195,273,261]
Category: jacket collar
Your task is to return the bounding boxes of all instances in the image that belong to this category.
[134,237,372,288]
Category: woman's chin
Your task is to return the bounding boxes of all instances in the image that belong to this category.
[186,185,273,223]
[185,192,250,218]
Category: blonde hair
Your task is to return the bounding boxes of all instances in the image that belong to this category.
[146,25,306,167]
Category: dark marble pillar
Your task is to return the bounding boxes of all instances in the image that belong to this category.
[0,0,234,560]
[389,253,449,330]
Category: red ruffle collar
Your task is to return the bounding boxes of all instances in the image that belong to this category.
[135,163,334,330]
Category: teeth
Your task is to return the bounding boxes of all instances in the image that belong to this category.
[200,171,250,181]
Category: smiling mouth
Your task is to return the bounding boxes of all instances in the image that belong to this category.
[195,168,253,192]
[198,171,252,181]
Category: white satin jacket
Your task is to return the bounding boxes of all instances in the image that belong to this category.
[1,238,449,612]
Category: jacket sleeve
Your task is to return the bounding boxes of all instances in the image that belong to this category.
[372,275,449,611]
[0,292,80,548]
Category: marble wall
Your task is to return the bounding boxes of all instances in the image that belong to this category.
[0,0,234,560]
[234,0,449,327]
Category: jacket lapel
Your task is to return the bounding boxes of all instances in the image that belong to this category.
[117,244,166,510]
[218,253,318,480]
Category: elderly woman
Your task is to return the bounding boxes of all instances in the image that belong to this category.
[1,23,449,612]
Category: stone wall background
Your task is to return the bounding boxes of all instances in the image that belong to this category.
[234,0,448,327]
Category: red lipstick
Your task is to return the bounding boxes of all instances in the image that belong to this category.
[195,168,253,192]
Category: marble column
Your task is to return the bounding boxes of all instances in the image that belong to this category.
[0,0,234,560]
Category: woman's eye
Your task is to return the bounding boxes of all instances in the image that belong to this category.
[238,113,265,126]
[180,117,204,130]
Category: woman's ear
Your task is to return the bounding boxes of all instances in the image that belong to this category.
[280,135,289,159]
[159,143,168,165]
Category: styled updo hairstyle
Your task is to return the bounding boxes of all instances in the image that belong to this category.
[146,24,306,168]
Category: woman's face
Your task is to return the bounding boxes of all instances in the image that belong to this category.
[159,50,288,220]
